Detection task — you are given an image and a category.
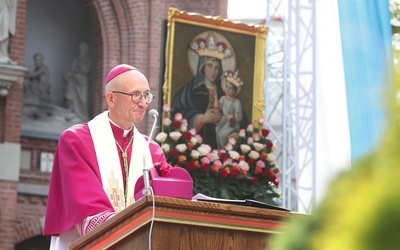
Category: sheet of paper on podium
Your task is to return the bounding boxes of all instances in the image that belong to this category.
[192,193,290,212]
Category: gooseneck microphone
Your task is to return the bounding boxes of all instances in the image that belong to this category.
[147,109,159,143]
[143,109,159,195]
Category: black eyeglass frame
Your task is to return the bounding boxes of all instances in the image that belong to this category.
[111,91,154,104]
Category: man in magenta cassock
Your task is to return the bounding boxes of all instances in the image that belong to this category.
[43,64,166,249]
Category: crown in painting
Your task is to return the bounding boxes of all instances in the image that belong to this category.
[190,33,233,60]
[224,69,244,87]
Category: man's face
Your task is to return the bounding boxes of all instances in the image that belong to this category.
[108,70,150,129]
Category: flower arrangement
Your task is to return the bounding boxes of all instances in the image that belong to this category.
[155,104,281,205]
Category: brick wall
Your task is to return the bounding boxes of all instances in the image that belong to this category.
[0,181,18,249]
[4,81,23,144]
[0,0,228,248]
[3,0,26,145]
[21,136,58,173]
[0,97,4,142]
[15,194,47,243]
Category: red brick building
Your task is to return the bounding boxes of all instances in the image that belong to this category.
[0,1,227,249]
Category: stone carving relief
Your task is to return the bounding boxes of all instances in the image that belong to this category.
[0,0,17,65]
[63,42,91,121]
[21,43,91,136]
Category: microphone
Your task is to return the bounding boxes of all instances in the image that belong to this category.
[147,109,159,144]
[143,109,159,195]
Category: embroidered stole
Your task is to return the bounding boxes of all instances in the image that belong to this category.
[88,111,152,212]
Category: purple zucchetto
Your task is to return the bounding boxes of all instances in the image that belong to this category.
[105,64,137,84]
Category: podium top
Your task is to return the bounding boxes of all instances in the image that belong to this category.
[69,196,299,250]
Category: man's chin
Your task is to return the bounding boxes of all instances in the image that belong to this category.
[132,115,145,124]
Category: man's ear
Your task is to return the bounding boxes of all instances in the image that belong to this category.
[105,91,115,107]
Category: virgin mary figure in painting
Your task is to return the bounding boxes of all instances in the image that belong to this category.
[171,31,235,149]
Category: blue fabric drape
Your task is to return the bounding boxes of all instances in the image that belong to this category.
[337,0,393,161]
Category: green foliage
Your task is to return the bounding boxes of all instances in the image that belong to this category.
[273,68,400,249]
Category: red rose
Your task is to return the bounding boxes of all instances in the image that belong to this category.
[262,169,274,177]
[251,176,258,184]
[230,167,239,177]
[260,152,267,159]
[186,161,196,171]
[219,151,228,162]
[201,163,210,172]
[172,120,181,129]
[170,148,179,157]
[218,168,229,178]
[247,159,255,167]
[271,177,279,186]
[183,131,192,141]
[266,140,273,151]
[262,128,270,137]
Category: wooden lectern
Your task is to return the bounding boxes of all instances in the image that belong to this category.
[69,196,295,250]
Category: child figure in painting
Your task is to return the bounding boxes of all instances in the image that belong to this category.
[215,70,244,148]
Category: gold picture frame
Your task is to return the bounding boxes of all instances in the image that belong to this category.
[163,7,268,148]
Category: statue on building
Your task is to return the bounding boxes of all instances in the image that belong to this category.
[24,53,51,104]
[63,42,91,121]
[0,0,17,64]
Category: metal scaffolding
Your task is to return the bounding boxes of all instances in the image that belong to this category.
[265,0,316,213]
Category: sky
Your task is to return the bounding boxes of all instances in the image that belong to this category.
[227,0,267,20]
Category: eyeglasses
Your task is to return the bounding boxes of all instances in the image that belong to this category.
[112,91,154,104]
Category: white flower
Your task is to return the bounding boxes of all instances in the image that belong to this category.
[266,154,276,164]
[248,150,260,160]
[174,113,183,121]
[155,132,168,143]
[228,137,237,145]
[207,150,219,161]
[181,119,188,127]
[163,117,171,126]
[247,137,254,145]
[189,128,197,135]
[180,124,187,132]
[225,143,233,151]
[253,133,260,141]
[190,136,198,145]
[228,150,240,160]
[240,144,251,153]
[194,134,203,144]
[223,158,233,166]
[258,117,266,125]
[238,160,249,171]
[162,143,170,152]
[190,150,201,159]
[253,142,264,151]
[197,144,212,156]
[195,134,203,144]
[176,143,187,153]
[162,103,171,112]
[169,131,182,141]
[247,124,254,132]
[239,129,246,137]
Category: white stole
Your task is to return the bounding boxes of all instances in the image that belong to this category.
[88,111,152,212]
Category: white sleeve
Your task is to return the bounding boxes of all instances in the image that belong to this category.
[75,211,116,236]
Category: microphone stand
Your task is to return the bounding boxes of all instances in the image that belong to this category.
[143,109,158,195]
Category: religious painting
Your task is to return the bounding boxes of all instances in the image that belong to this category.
[162,7,268,149]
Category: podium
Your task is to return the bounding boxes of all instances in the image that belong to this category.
[69,196,295,250]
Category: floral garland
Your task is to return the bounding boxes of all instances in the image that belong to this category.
[155,104,281,204]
